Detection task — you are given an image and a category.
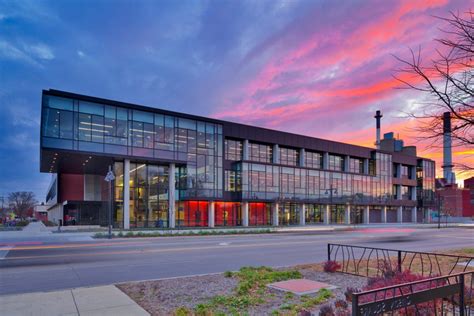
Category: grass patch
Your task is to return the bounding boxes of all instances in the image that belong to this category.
[173,266,309,315]
[272,289,333,315]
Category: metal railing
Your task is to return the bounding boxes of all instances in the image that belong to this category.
[327,243,474,278]
[352,271,474,316]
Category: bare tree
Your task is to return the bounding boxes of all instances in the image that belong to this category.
[394,10,473,172]
[8,191,37,219]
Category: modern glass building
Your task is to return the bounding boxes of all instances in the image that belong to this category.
[41,90,436,228]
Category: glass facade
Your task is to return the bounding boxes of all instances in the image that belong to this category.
[225,139,243,161]
[114,162,169,228]
[279,203,299,225]
[240,152,392,204]
[176,201,209,227]
[215,202,241,226]
[248,203,271,226]
[42,95,223,199]
[305,151,323,169]
[417,159,435,203]
[305,204,324,224]
[248,142,272,163]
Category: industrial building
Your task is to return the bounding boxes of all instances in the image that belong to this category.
[41,90,436,228]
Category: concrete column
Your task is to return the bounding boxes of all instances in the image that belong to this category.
[396,164,401,178]
[272,202,279,226]
[169,163,176,228]
[411,166,416,180]
[123,159,130,230]
[344,204,351,225]
[411,186,417,201]
[411,206,417,223]
[382,206,387,223]
[299,204,306,226]
[397,206,403,223]
[243,139,249,160]
[396,185,402,200]
[323,152,329,169]
[363,205,370,224]
[273,144,279,164]
[324,204,330,225]
[208,201,215,228]
[363,159,369,174]
[344,156,350,172]
[299,148,305,167]
[242,202,249,227]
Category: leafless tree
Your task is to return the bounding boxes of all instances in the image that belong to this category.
[394,10,473,172]
[8,191,37,219]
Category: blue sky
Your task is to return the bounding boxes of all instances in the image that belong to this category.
[0,0,471,201]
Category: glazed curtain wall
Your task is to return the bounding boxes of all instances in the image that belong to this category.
[279,203,299,225]
[176,201,209,227]
[249,203,272,226]
[240,152,392,204]
[114,162,169,228]
[215,202,241,226]
[41,95,223,199]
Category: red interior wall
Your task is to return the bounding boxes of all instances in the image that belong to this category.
[59,174,84,202]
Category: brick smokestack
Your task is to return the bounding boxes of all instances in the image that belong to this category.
[374,110,383,149]
[442,112,456,185]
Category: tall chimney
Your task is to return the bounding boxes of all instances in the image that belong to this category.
[374,110,383,149]
[442,112,456,185]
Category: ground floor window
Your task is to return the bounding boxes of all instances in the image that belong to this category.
[176,201,209,227]
[330,205,345,224]
[215,202,241,226]
[279,203,299,225]
[305,204,323,224]
[249,203,271,226]
[351,206,364,224]
[369,207,382,223]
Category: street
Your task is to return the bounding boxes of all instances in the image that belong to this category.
[0,228,473,295]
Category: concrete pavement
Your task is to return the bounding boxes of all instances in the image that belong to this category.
[0,285,149,316]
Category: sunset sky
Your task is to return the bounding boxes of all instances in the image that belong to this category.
[0,0,472,200]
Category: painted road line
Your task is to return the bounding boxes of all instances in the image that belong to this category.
[0,246,13,260]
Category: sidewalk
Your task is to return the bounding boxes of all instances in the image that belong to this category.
[0,285,149,316]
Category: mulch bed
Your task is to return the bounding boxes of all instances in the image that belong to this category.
[117,266,366,315]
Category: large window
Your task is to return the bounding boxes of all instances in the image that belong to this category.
[328,154,344,171]
[176,201,209,227]
[42,95,224,199]
[306,151,323,169]
[249,203,271,226]
[225,139,243,161]
[280,147,299,166]
[215,202,241,226]
[349,157,364,174]
[249,142,272,163]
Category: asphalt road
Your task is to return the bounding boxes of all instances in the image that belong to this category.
[0,228,473,295]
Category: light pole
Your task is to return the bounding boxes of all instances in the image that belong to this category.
[105,165,115,239]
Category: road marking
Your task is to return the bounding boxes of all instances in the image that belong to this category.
[0,246,13,260]
[218,242,230,246]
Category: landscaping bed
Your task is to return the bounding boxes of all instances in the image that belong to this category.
[118,265,366,315]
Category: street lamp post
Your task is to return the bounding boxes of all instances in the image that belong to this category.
[105,165,115,239]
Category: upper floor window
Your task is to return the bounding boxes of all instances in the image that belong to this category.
[349,157,364,174]
[249,142,272,163]
[225,139,243,161]
[280,147,299,166]
[306,151,323,169]
[328,154,344,171]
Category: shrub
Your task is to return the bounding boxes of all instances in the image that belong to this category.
[344,286,359,302]
[323,260,341,273]
[334,299,348,310]
[319,303,335,316]
[42,220,57,227]
[16,220,29,227]
[223,271,233,278]
[174,306,191,316]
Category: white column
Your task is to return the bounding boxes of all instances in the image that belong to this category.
[299,149,305,167]
[323,152,329,170]
[169,163,176,228]
[299,204,306,226]
[345,204,351,225]
[273,144,279,164]
[242,202,249,227]
[396,185,402,200]
[382,206,387,223]
[324,204,330,225]
[363,159,369,174]
[397,206,403,223]
[411,186,417,201]
[411,206,417,223]
[272,202,279,226]
[344,156,350,172]
[208,201,215,228]
[123,159,130,230]
[243,139,249,160]
[363,205,370,224]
